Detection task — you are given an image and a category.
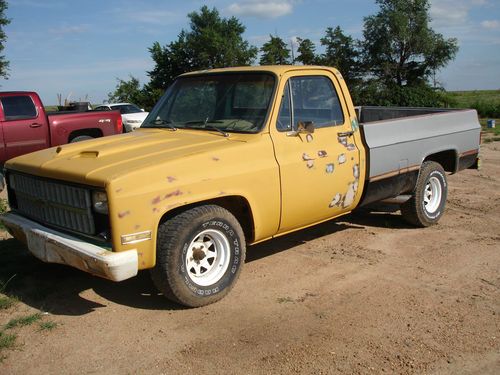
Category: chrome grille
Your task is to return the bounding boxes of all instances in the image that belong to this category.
[10,173,95,235]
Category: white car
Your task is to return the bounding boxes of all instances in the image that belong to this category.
[95,103,148,132]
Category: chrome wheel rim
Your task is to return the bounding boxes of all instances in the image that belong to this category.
[423,176,442,214]
[185,229,230,286]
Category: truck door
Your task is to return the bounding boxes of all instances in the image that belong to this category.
[0,93,50,161]
[270,71,362,233]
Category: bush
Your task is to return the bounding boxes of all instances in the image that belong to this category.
[470,101,500,118]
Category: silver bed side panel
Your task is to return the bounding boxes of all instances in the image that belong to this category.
[360,109,481,180]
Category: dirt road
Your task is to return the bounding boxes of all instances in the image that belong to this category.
[0,143,499,374]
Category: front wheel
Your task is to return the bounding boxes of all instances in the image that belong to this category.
[150,205,246,307]
[401,161,448,227]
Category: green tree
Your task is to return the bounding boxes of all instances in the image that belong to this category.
[147,6,257,97]
[0,0,10,79]
[320,26,361,88]
[362,0,458,87]
[295,38,317,65]
[107,76,145,105]
[259,35,291,65]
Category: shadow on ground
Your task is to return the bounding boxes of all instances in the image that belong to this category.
[0,205,413,315]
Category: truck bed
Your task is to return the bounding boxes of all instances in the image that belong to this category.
[357,106,481,205]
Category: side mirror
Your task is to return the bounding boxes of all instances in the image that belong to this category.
[141,108,145,112]
[287,121,315,137]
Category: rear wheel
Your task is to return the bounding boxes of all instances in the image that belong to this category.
[70,135,93,143]
[150,205,246,307]
[401,161,447,227]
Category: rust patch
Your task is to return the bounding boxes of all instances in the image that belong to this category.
[338,154,346,164]
[212,156,220,162]
[164,189,183,199]
[306,160,314,169]
[329,193,342,208]
[326,163,334,174]
[306,134,314,143]
[317,150,328,158]
[153,207,159,213]
[115,188,123,193]
[167,176,176,183]
[346,143,356,151]
[118,210,130,219]
[134,224,141,230]
[218,191,226,196]
[152,196,161,205]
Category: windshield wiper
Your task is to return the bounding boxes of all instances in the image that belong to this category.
[146,119,177,131]
[183,119,229,137]
[205,125,229,137]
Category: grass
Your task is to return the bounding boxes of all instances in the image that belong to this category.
[448,90,500,108]
[38,321,58,332]
[0,331,17,351]
[4,313,42,330]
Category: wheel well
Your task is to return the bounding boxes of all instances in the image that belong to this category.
[424,150,457,173]
[158,196,255,243]
[68,128,103,142]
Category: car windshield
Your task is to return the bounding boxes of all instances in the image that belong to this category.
[142,73,276,133]
[112,104,142,114]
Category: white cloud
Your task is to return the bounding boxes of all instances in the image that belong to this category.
[226,1,294,19]
[49,25,89,36]
[481,20,500,29]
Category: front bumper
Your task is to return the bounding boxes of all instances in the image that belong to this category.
[1,213,138,282]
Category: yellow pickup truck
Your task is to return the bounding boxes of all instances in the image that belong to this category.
[1,66,480,307]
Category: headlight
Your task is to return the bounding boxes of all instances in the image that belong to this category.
[92,191,108,214]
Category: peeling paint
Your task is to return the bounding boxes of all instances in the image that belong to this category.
[353,164,360,179]
[346,143,356,151]
[326,163,335,174]
[343,181,359,208]
[167,176,176,183]
[351,118,359,132]
[302,153,314,161]
[118,211,130,219]
[306,134,314,143]
[306,160,314,169]
[338,136,347,146]
[317,150,328,158]
[338,154,346,164]
[329,193,342,208]
[218,191,226,196]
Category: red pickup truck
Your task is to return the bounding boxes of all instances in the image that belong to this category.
[0,91,123,189]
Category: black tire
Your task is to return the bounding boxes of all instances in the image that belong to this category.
[401,161,447,227]
[150,205,246,307]
[70,135,93,143]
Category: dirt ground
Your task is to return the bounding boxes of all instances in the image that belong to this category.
[0,143,499,374]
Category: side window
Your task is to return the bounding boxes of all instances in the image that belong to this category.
[290,76,344,129]
[1,95,38,121]
[276,81,291,132]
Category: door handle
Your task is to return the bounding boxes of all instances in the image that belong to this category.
[337,131,354,137]
[30,123,42,128]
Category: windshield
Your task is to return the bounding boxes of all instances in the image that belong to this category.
[111,104,142,114]
[142,73,276,133]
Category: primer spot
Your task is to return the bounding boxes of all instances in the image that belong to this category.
[306,160,314,169]
[329,193,342,208]
[326,163,335,174]
[343,181,358,208]
[317,150,328,158]
[118,210,130,219]
[338,154,346,164]
[306,134,313,143]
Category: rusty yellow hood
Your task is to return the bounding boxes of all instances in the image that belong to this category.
[5,128,253,187]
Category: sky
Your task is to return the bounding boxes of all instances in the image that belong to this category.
[2,0,500,105]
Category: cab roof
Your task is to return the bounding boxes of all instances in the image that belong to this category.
[180,65,340,77]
